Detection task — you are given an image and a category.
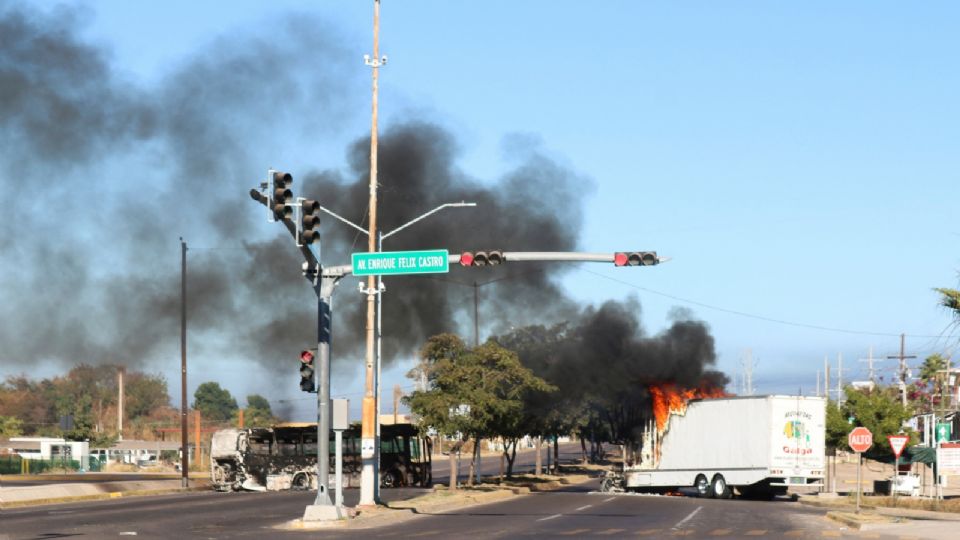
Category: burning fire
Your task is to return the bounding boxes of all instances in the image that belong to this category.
[649,382,728,432]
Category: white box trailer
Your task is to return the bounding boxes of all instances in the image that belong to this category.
[603,395,825,499]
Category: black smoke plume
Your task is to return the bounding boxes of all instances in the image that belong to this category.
[0,3,724,410]
[495,298,729,445]
[0,3,586,381]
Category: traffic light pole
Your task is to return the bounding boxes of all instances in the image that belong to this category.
[311,265,350,511]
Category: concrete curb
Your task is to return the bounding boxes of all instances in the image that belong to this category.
[825,510,901,530]
[0,480,211,509]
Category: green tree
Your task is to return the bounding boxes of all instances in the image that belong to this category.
[241,394,275,427]
[841,385,916,451]
[919,353,949,382]
[824,400,850,449]
[405,334,554,480]
[0,414,22,436]
[193,382,238,423]
[125,373,170,419]
[935,287,960,317]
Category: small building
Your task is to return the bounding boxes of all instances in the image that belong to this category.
[0,437,90,469]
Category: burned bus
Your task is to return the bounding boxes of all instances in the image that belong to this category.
[210,422,431,492]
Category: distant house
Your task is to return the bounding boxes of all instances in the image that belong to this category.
[0,437,90,468]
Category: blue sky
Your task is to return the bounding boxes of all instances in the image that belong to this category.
[7,1,959,420]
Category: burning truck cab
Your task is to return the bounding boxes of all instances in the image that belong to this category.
[602,392,826,499]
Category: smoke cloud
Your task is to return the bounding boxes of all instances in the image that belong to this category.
[0,2,724,403]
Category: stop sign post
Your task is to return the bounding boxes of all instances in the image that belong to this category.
[848,427,872,513]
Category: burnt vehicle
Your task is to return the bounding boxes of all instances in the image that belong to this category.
[210,422,431,492]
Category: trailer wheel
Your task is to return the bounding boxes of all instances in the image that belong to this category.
[694,474,710,498]
[710,474,731,499]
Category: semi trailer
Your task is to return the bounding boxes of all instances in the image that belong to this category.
[601,395,825,499]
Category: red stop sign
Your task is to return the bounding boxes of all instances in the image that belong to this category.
[848,426,873,453]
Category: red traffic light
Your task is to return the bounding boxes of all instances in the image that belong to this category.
[300,350,315,363]
[460,250,504,267]
[614,251,658,266]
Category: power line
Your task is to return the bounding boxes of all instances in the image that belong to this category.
[576,266,949,339]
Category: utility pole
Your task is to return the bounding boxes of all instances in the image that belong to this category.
[816,370,820,397]
[179,238,189,488]
[741,349,755,396]
[837,353,844,406]
[117,367,125,441]
[858,346,876,387]
[824,356,830,402]
[887,334,917,407]
[360,0,384,507]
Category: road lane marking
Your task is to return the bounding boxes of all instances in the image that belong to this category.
[820,531,841,538]
[671,531,696,536]
[709,530,732,536]
[603,496,616,502]
[858,535,880,539]
[672,505,702,529]
[575,504,593,511]
[558,529,590,536]
[635,529,663,536]
[537,514,562,522]
[597,529,625,536]
[784,531,804,537]
[744,531,767,536]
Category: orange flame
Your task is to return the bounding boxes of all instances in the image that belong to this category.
[649,383,729,432]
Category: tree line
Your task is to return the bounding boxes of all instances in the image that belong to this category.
[0,365,277,444]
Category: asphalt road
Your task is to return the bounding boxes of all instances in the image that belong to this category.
[0,480,914,539]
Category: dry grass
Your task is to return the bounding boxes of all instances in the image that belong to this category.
[856,495,960,513]
[104,462,139,473]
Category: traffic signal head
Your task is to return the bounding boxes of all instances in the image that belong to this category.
[614,251,658,267]
[459,250,504,267]
[300,199,321,245]
[299,349,316,392]
[270,171,293,220]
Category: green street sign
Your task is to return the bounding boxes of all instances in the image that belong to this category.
[937,423,952,443]
[352,249,449,276]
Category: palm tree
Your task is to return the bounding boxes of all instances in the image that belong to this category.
[935,287,960,317]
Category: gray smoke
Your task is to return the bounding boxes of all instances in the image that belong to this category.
[0,3,589,376]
